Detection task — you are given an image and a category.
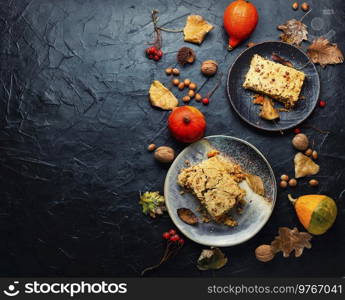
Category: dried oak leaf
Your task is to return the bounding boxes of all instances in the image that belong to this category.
[259,96,280,121]
[245,173,265,196]
[149,80,178,110]
[177,208,198,225]
[271,227,312,258]
[277,19,308,46]
[197,247,228,270]
[294,152,320,178]
[307,37,344,68]
[183,15,214,45]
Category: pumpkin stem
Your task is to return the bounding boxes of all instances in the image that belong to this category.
[183,116,191,124]
[288,194,297,204]
[227,37,240,51]
[227,44,233,51]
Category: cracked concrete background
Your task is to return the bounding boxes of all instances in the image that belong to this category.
[0,0,344,276]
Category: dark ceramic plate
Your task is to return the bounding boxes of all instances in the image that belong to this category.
[227,41,320,131]
[164,135,276,247]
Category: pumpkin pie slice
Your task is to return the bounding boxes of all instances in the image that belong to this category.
[243,54,305,108]
[178,155,246,224]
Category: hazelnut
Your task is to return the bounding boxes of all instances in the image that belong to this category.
[292,2,299,10]
[309,179,319,187]
[184,79,191,86]
[154,146,175,163]
[182,96,191,103]
[172,68,180,76]
[165,68,173,75]
[195,93,202,101]
[188,90,195,98]
[189,82,197,90]
[301,2,309,11]
[247,42,256,48]
[201,60,218,76]
[280,174,289,181]
[305,148,313,156]
[178,82,185,90]
[292,133,309,151]
[172,78,180,86]
[312,150,318,160]
[288,178,297,187]
[280,180,288,188]
[147,143,156,151]
[255,244,275,262]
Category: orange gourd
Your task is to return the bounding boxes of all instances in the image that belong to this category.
[288,194,337,235]
[223,0,259,50]
[168,106,206,143]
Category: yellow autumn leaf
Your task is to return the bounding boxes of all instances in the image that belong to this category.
[149,80,178,110]
[183,15,214,45]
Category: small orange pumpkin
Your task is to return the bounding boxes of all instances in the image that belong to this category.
[168,106,206,143]
[223,0,259,50]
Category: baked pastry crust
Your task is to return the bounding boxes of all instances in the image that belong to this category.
[243,54,305,108]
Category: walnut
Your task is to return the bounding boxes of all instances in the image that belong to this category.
[201,60,218,76]
[255,245,275,262]
[177,47,196,66]
[292,133,309,151]
[154,146,175,163]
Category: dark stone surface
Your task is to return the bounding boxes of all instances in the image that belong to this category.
[0,0,344,277]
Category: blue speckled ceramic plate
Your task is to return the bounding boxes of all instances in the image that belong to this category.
[164,135,276,247]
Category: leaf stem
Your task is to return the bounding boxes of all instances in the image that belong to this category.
[300,9,312,22]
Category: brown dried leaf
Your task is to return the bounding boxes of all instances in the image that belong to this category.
[271,227,312,258]
[307,37,344,68]
[177,208,198,225]
[177,47,196,65]
[149,80,178,110]
[277,19,308,46]
[259,96,280,121]
[183,15,214,45]
[271,52,294,67]
[245,173,265,196]
[294,152,320,178]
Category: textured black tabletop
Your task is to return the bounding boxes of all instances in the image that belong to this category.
[0,0,344,277]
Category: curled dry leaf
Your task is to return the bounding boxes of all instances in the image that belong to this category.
[307,37,344,68]
[149,80,178,110]
[259,96,280,121]
[245,173,265,196]
[270,227,312,258]
[177,208,198,225]
[277,19,308,46]
[271,52,293,67]
[183,15,214,45]
[294,152,320,178]
[197,247,228,271]
[177,47,196,66]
